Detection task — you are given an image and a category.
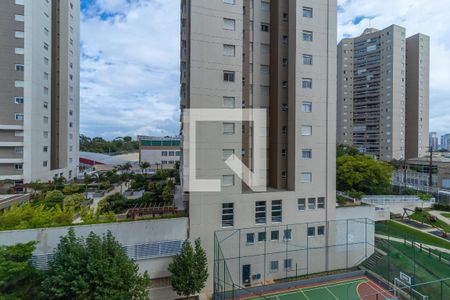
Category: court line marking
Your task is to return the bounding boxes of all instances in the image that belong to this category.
[325,287,340,300]
[300,289,311,300]
[366,280,394,299]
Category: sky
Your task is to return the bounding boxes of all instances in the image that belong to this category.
[79,0,450,139]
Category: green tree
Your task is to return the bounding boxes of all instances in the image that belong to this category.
[337,144,360,158]
[168,239,208,299]
[337,154,393,195]
[64,194,85,211]
[0,242,42,299]
[43,190,65,207]
[41,229,150,300]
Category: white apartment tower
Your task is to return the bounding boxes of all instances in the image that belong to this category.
[337,25,430,160]
[181,0,339,293]
[0,0,80,183]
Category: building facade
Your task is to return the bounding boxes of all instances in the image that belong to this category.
[181,0,340,293]
[441,134,450,151]
[138,136,181,166]
[337,25,430,160]
[429,132,439,151]
[0,0,80,183]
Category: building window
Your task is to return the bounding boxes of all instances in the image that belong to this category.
[270,261,279,272]
[176,151,181,156]
[44,42,49,51]
[282,35,288,44]
[318,226,325,236]
[15,147,23,154]
[282,13,288,22]
[223,0,235,4]
[15,113,24,121]
[282,126,287,135]
[303,54,313,65]
[303,7,313,18]
[284,259,292,270]
[223,97,235,108]
[271,200,282,223]
[44,117,49,124]
[43,102,48,109]
[15,48,24,55]
[302,172,313,183]
[283,229,292,241]
[44,57,49,65]
[222,203,234,227]
[261,64,270,74]
[307,227,315,237]
[44,27,49,36]
[261,23,270,32]
[43,161,48,167]
[223,18,236,31]
[302,31,313,41]
[15,164,23,170]
[169,151,175,156]
[15,31,24,39]
[258,232,266,242]
[15,64,24,71]
[261,43,270,54]
[223,71,235,82]
[14,97,24,104]
[271,230,279,241]
[222,175,235,187]
[282,58,288,66]
[223,44,235,56]
[261,1,270,11]
[43,146,48,152]
[15,15,25,22]
[162,151,168,156]
[302,78,313,89]
[302,149,312,159]
[246,233,255,244]
[223,149,235,161]
[301,101,312,112]
[298,199,306,211]
[308,198,316,209]
[15,81,24,88]
[301,125,312,136]
[318,197,325,209]
[255,201,267,224]
[44,131,49,138]
[223,123,235,134]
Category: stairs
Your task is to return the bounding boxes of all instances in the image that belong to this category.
[364,249,386,269]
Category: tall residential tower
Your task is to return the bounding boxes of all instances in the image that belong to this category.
[0,0,80,183]
[337,25,429,160]
[181,0,340,293]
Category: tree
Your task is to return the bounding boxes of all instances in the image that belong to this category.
[64,194,85,211]
[337,154,393,195]
[43,190,65,207]
[140,162,150,174]
[41,229,150,300]
[337,144,360,158]
[169,239,208,299]
[0,242,42,299]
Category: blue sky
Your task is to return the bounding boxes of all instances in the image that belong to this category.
[79,0,450,139]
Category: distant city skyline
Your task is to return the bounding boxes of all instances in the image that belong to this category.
[79,0,450,139]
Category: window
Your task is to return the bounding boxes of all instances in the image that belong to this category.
[15,81,24,88]
[44,27,49,36]
[282,126,287,135]
[302,172,313,183]
[318,197,325,209]
[223,71,235,82]
[261,1,270,11]
[69,110,73,116]
[15,147,23,154]
[44,87,49,95]
[318,226,325,236]
[223,149,235,161]
[282,35,288,44]
[261,43,270,54]
[270,261,279,272]
[246,233,255,244]
[303,31,313,41]
[261,64,270,74]
[162,161,168,164]
[271,200,282,223]
[169,151,175,156]
[261,23,270,32]
[43,102,48,109]
[303,7,313,18]
[44,131,49,138]
[282,58,288,66]
[367,45,377,52]
[222,203,234,227]
[15,0,25,4]
[255,201,267,224]
[14,97,24,104]
[15,113,24,121]
[301,101,312,112]
[162,151,168,156]
[307,227,315,237]
[223,44,235,56]
[223,97,235,108]
[176,151,181,156]
[222,175,235,187]
[302,149,312,159]
[301,126,312,136]
[15,131,23,137]
[284,259,292,270]
[44,72,49,80]
[223,18,236,31]
[283,229,292,241]
[271,231,279,241]
[303,54,313,65]
[258,232,266,242]
[298,199,306,211]
[302,78,312,89]
[44,57,49,65]
[282,13,288,22]
[223,0,235,4]
[44,117,49,124]
[282,81,288,88]
[308,198,316,209]
[15,48,24,55]
[15,15,25,22]
[15,164,23,170]
[15,31,24,38]
[43,161,48,167]
[44,42,49,51]
[43,146,48,152]
[223,123,235,134]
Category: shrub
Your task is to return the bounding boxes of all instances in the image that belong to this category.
[43,190,65,208]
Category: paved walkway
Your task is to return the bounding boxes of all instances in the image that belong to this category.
[375,234,450,254]
[429,210,450,226]
[91,182,128,213]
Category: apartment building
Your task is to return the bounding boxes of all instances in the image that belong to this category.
[138,136,181,166]
[181,0,340,293]
[429,131,439,151]
[441,134,450,151]
[337,25,430,160]
[0,0,80,183]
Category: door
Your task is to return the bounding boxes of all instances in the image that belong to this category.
[242,264,251,285]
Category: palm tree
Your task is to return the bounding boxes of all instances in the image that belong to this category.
[29,181,45,199]
[139,162,150,174]
[0,179,14,193]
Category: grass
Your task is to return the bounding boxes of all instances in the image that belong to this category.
[409,211,450,233]
[442,212,450,219]
[375,221,450,249]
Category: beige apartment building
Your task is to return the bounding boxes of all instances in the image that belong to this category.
[0,0,80,183]
[179,0,377,295]
[337,25,429,161]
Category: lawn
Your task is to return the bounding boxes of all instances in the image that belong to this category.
[375,221,450,249]
[409,211,450,233]
[442,212,450,219]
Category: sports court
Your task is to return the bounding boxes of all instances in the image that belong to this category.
[244,276,396,300]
